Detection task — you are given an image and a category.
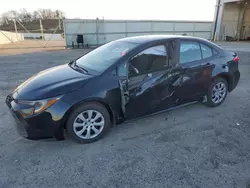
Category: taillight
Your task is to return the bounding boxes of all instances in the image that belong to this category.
[233,56,240,63]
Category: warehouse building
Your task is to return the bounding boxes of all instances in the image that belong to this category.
[63,19,212,47]
[63,0,250,47]
[213,0,250,41]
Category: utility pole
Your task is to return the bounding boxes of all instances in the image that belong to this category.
[59,19,61,30]
[40,19,45,40]
[96,17,99,46]
[13,19,19,43]
[213,0,221,41]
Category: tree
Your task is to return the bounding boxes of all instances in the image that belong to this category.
[0,9,66,25]
[36,9,53,19]
[0,10,19,24]
[55,10,66,19]
[0,12,10,24]
[32,10,40,20]
[19,8,32,22]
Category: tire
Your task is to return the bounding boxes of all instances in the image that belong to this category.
[205,77,228,107]
[66,102,111,143]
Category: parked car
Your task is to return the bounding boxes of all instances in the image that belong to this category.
[6,35,240,143]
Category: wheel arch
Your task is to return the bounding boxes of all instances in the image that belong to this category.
[62,98,116,129]
[213,73,233,92]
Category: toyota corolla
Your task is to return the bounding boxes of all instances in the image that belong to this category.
[6,35,240,143]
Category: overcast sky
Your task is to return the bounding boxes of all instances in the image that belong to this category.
[0,0,216,21]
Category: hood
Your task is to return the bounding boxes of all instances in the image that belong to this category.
[14,64,93,100]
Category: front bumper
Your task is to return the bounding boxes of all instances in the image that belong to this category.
[6,95,71,140]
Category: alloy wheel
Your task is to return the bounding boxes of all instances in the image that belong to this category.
[73,110,105,139]
[211,82,227,104]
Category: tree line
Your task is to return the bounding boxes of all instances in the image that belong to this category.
[0,9,66,24]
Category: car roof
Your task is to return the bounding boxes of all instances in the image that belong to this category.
[117,35,224,51]
[117,35,207,44]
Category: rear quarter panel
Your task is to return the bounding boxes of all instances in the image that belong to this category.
[211,49,240,92]
[211,56,230,77]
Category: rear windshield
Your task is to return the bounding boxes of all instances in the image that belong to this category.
[75,41,138,73]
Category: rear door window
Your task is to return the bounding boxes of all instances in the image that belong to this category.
[200,43,213,59]
[180,41,202,64]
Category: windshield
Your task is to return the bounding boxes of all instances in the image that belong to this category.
[75,41,138,74]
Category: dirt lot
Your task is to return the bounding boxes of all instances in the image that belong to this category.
[0,45,250,188]
[0,40,65,55]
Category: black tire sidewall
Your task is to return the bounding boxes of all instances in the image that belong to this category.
[207,78,228,107]
[66,102,111,143]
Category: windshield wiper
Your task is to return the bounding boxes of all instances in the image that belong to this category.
[73,61,89,74]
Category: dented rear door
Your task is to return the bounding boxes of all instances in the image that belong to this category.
[166,39,214,105]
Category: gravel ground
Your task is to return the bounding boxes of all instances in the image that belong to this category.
[0,40,65,56]
[0,45,250,188]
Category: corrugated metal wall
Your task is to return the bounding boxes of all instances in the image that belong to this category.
[221,0,250,40]
[222,3,241,39]
[64,19,213,47]
[243,6,250,39]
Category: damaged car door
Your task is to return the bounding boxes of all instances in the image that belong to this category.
[118,42,179,119]
[118,39,214,120]
[167,39,214,104]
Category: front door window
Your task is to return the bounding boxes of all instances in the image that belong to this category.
[129,45,168,76]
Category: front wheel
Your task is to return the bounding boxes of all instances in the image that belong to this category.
[66,102,111,143]
[205,77,228,107]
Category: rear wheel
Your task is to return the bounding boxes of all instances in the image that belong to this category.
[66,102,111,143]
[205,77,228,107]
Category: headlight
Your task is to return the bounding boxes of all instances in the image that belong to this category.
[16,96,61,116]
